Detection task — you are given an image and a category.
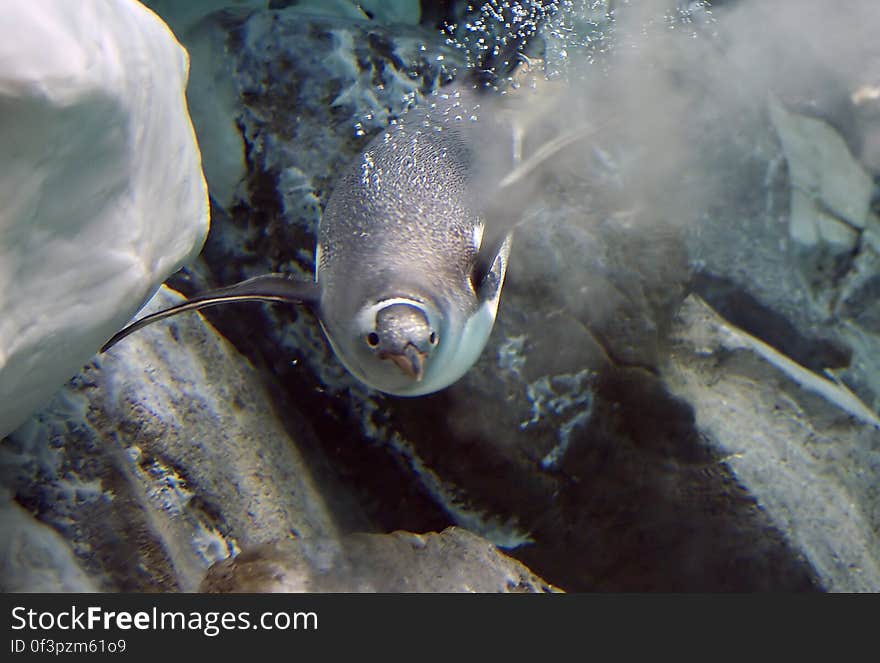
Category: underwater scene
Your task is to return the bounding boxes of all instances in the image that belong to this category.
[1,0,879,592]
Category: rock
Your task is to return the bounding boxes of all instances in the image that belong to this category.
[729,99,880,413]
[0,496,98,592]
[851,83,880,172]
[662,296,880,592]
[438,0,564,88]
[769,95,873,232]
[0,0,208,437]
[0,286,361,591]
[142,0,268,36]
[178,16,250,213]
[357,0,420,26]
[142,0,426,214]
[768,96,874,307]
[150,2,455,214]
[686,36,880,415]
[201,527,557,592]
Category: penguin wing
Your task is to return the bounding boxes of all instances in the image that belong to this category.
[101,274,320,352]
[496,123,596,192]
[472,232,513,306]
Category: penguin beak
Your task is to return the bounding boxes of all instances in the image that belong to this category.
[387,344,425,381]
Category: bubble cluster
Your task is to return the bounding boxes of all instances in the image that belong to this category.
[441,0,566,87]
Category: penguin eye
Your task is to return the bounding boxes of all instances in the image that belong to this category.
[366,332,380,347]
[429,331,438,345]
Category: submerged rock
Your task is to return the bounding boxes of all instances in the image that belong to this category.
[201,526,557,592]
[695,92,880,417]
[1,287,360,591]
[663,296,880,592]
[686,2,880,417]
[768,96,874,305]
[0,0,208,438]
[0,497,98,593]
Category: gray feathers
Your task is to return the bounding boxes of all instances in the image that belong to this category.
[318,89,484,317]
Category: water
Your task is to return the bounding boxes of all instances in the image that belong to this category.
[2,0,879,592]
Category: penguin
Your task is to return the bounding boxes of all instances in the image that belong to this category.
[101,87,515,396]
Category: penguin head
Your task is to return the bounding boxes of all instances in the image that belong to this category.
[316,231,513,397]
[359,300,439,382]
[315,295,450,395]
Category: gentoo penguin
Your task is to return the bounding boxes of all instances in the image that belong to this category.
[102,87,514,396]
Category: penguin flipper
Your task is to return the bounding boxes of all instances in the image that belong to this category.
[496,123,596,192]
[101,274,320,352]
[473,232,513,306]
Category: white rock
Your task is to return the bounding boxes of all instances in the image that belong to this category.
[0,497,98,592]
[664,295,880,592]
[769,95,874,235]
[0,0,209,437]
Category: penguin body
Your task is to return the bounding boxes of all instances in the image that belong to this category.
[102,88,512,396]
